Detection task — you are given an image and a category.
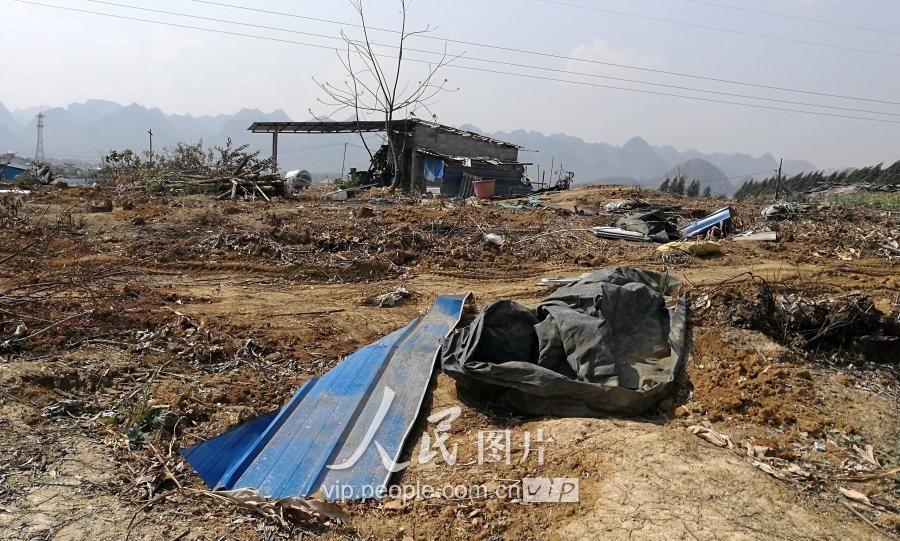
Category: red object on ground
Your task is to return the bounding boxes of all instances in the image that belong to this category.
[472,179,496,199]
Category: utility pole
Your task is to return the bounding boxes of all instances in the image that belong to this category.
[148,129,154,168]
[34,112,46,163]
[341,142,348,182]
[774,158,783,201]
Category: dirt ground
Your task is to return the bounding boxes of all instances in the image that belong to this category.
[0,184,897,540]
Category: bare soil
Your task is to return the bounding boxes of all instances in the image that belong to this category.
[0,184,897,540]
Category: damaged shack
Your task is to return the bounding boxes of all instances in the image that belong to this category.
[249,120,532,196]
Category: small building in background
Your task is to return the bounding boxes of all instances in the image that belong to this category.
[0,157,31,181]
[248,119,532,196]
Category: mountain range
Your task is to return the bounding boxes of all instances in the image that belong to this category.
[1,100,817,193]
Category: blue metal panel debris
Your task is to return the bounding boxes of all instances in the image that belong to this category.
[680,206,734,238]
[181,294,469,501]
[1,164,29,181]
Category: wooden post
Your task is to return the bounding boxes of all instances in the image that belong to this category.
[271,132,279,174]
[775,158,783,201]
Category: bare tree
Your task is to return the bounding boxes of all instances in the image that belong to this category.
[313,0,458,192]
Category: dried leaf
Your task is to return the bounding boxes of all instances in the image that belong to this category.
[751,460,786,480]
[840,487,873,507]
[853,444,881,468]
[687,425,734,449]
[786,464,811,478]
[214,488,348,526]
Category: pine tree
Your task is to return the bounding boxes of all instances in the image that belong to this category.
[687,179,701,197]
[702,185,712,198]
[659,178,671,193]
[671,177,686,195]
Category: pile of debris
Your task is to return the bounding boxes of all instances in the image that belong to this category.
[689,279,900,362]
[107,140,284,199]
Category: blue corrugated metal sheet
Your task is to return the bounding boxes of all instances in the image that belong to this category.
[1,164,29,181]
[680,206,734,238]
[181,294,468,501]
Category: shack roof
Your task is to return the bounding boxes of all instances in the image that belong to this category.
[248,119,521,149]
[416,147,532,166]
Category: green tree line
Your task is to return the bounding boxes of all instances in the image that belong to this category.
[735,161,900,200]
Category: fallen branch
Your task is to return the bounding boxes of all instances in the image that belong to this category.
[254,182,271,202]
[840,499,899,540]
[268,309,346,317]
[10,310,94,344]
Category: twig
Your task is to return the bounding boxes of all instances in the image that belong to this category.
[268,309,346,317]
[10,310,94,343]
[515,228,596,244]
[832,467,900,482]
[840,499,898,540]
[148,443,183,491]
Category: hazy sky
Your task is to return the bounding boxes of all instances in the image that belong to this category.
[3,0,899,168]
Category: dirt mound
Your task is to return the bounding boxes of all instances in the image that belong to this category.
[687,328,828,433]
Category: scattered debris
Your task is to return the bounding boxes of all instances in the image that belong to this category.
[763,202,800,221]
[284,169,313,192]
[498,202,524,210]
[617,209,680,242]
[372,286,410,307]
[207,488,350,526]
[680,206,734,238]
[687,425,734,449]
[539,273,592,287]
[483,232,506,246]
[592,226,652,242]
[325,189,350,201]
[734,231,778,242]
[657,240,723,256]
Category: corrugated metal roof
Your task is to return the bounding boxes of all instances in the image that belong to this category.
[182,294,469,501]
[680,207,734,238]
[248,120,521,149]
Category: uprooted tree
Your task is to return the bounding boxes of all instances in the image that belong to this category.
[313,0,458,192]
[102,139,279,198]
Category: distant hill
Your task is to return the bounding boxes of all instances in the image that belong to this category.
[1,100,818,181]
[660,158,735,196]
[466,125,815,188]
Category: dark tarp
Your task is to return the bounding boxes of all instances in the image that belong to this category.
[616,210,681,243]
[441,267,687,416]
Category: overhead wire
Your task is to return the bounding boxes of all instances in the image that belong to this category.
[182,0,900,106]
[62,0,900,118]
[9,0,900,126]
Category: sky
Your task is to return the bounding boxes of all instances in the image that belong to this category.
[2,0,899,169]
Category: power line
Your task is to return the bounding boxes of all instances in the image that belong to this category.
[532,0,900,58]
[184,0,900,106]
[726,169,777,180]
[73,0,900,118]
[682,0,900,37]
[11,0,900,126]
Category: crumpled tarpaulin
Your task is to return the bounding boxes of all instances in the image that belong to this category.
[441,267,687,416]
[616,210,681,243]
